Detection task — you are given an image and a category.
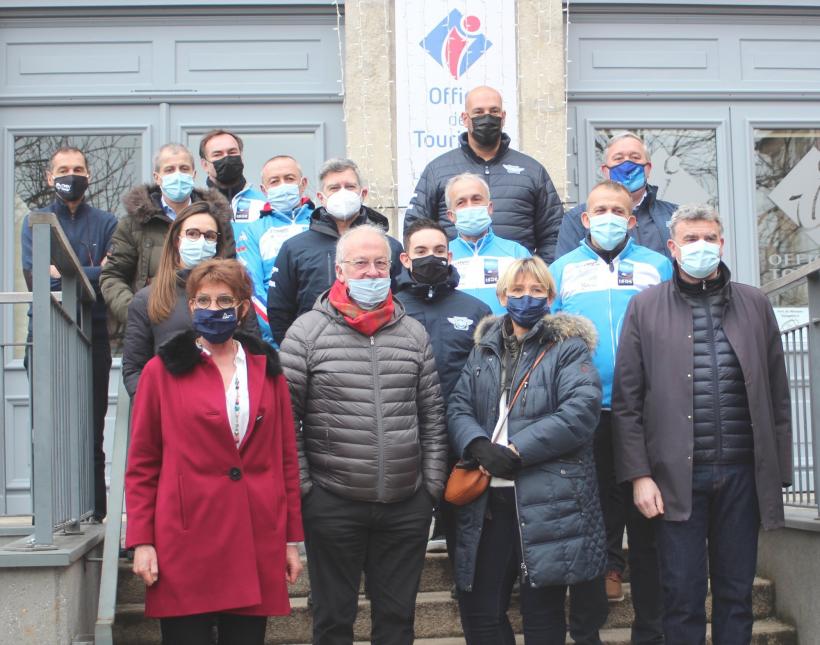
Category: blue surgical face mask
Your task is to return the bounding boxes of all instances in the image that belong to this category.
[588,212,629,251]
[192,307,238,344]
[454,205,492,237]
[608,160,647,193]
[179,236,217,268]
[347,277,391,310]
[677,239,721,279]
[506,295,550,328]
[266,183,301,213]
[161,172,195,202]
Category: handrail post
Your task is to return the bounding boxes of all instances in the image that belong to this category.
[807,271,820,519]
[31,218,54,546]
[63,270,83,533]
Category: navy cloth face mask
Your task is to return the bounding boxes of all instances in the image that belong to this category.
[506,295,549,328]
[192,307,238,344]
[608,160,647,193]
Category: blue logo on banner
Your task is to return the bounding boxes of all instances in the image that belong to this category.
[420,9,493,80]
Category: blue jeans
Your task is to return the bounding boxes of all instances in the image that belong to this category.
[656,463,760,645]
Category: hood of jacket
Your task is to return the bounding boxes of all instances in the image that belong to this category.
[308,204,390,239]
[122,183,229,225]
[473,312,598,354]
[157,329,282,377]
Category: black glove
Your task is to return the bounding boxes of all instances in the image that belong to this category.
[468,437,522,479]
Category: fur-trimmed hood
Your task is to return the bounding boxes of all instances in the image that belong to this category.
[122,183,231,225]
[473,312,598,353]
[157,329,282,377]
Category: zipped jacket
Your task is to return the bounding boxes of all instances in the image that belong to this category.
[447,313,605,590]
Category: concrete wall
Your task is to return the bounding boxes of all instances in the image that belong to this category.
[757,518,820,645]
[343,0,568,232]
[0,533,103,645]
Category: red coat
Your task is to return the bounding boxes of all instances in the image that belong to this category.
[125,331,303,617]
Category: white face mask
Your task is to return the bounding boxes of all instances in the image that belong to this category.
[325,188,362,221]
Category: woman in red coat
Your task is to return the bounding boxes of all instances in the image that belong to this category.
[125,258,303,645]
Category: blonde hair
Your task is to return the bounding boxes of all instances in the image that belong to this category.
[495,257,556,301]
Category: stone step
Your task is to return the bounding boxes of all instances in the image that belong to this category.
[117,553,455,604]
[113,578,780,645]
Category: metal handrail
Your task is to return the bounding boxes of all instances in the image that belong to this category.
[94,376,131,645]
[762,261,820,517]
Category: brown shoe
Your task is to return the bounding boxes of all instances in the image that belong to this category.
[605,570,624,602]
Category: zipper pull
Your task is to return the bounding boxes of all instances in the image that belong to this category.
[484,165,490,175]
[522,381,529,406]
[427,286,434,299]
[475,367,481,377]
[520,559,528,581]
[370,336,375,346]
[609,261,615,273]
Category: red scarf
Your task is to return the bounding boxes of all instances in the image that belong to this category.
[328,279,395,336]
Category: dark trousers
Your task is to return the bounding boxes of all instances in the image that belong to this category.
[656,463,760,645]
[302,484,433,645]
[458,488,583,645]
[569,412,663,644]
[91,333,112,519]
[159,613,266,645]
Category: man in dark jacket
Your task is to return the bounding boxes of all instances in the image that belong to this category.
[403,86,563,264]
[266,158,402,346]
[280,224,447,645]
[100,143,235,325]
[556,132,677,260]
[394,218,491,554]
[612,204,792,645]
[21,146,118,521]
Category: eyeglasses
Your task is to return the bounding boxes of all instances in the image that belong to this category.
[181,228,220,243]
[192,294,239,309]
[340,258,391,272]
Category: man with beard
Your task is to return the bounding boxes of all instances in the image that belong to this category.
[403,86,563,264]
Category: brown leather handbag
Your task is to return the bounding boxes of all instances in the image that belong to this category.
[444,344,551,506]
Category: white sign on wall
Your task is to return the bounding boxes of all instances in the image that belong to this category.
[394,1,519,209]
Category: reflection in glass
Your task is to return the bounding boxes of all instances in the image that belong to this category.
[594,128,718,208]
[755,129,820,305]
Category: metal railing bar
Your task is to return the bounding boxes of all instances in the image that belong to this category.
[762,256,820,296]
[27,213,95,304]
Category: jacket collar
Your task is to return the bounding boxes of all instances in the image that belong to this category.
[48,198,90,220]
[157,329,282,377]
[308,205,390,239]
[458,131,511,165]
[123,184,225,225]
[451,227,496,255]
[393,265,460,300]
[473,312,598,354]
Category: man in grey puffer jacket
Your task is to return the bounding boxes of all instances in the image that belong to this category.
[280,224,447,645]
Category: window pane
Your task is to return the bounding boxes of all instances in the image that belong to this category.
[594,128,719,208]
[755,129,820,305]
[12,134,142,356]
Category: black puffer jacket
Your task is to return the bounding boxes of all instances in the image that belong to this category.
[393,265,491,401]
[100,184,235,324]
[279,291,448,503]
[447,313,605,590]
[404,133,563,264]
[266,206,403,346]
[677,268,753,464]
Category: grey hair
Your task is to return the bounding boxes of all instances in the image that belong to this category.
[605,131,648,158]
[335,224,391,264]
[319,158,364,191]
[444,172,490,209]
[153,143,194,173]
[669,203,724,237]
[260,155,303,180]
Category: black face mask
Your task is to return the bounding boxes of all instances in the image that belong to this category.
[411,254,450,286]
[470,114,503,147]
[53,174,89,202]
[212,155,244,185]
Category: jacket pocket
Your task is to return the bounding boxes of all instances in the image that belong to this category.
[177,474,188,531]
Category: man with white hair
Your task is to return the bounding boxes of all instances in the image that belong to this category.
[280,224,447,645]
[613,204,791,644]
[556,131,677,259]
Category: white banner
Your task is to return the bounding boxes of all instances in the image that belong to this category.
[395,0,519,209]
